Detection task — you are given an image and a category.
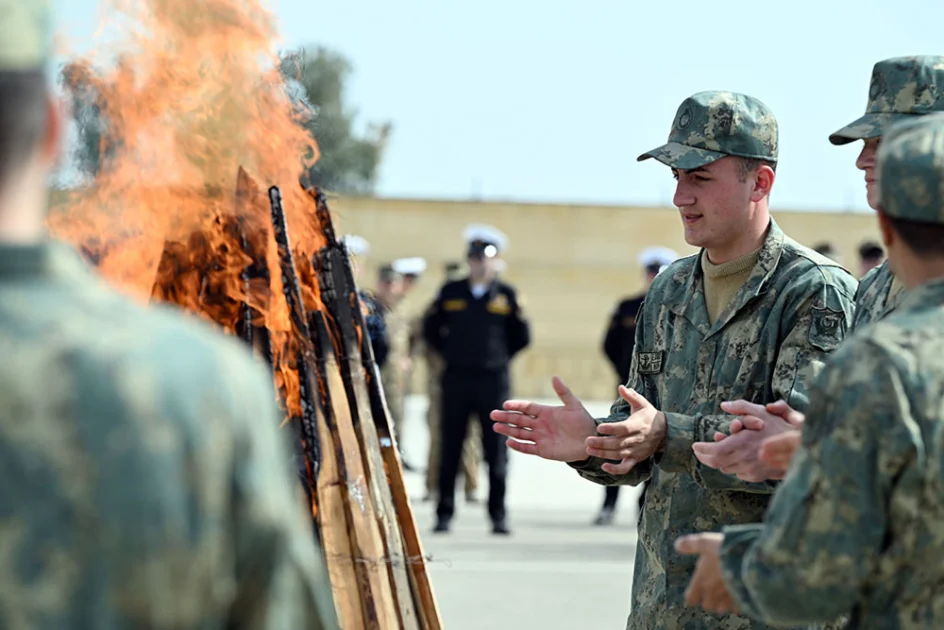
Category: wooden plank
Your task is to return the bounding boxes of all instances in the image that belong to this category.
[370,373,443,630]
[313,401,364,630]
[322,348,401,629]
[344,348,420,630]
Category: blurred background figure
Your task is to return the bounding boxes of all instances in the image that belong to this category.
[393,256,427,294]
[858,240,885,278]
[420,261,483,503]
[341,233,370,282]
[812,241,841,264]
[595,245,678,526]
[423,224,530,534]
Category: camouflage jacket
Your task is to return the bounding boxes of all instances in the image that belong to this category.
[720,278,944,629]
[570,220,857,629]
[0,241,338,630]
[851,260,905,331]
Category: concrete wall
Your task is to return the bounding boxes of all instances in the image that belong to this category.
[329,196,880,401]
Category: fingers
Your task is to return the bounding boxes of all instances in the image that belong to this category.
[596,422,632,436]
[729,419,744,434]
[618,385,650,413]
[738,415,765,431]
[505,439,539,456]
[489,409,536,428]
[720,399,766,417]
[759,431,801,472]
[585,434,641,451]
[499,399,541,416]
[765,400,805,427]
[492,423,532,442]
[674,533,713,555]
[600,458,635,475]
[551,376,579,407]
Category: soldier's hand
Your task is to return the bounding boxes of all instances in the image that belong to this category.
[758,430,803,475]
[583,386,666,474]
[693,407,798,482]
[490,376,596,463]
[675,533,739,615]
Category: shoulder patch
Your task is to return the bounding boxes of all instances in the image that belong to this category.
[443,298,467,312]
[487,293,512,315]
[637,351,663,375]
[809,306,845,352]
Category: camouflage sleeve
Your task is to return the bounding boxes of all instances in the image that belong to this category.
[657,280,855,493]
[223,352,339,630]
[717,340,912,627]
[568,305,655,487]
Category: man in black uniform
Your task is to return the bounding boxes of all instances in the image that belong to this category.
[594,246,677,526]
[423,224,530,535]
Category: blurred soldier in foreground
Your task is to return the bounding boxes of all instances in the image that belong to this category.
[0,3,338,628]
[421,261,481,503]
[490,91,856,628]
[696,56,944,485]
[595,245,677,526]
[424,225,530,534]
[677,112,944,630]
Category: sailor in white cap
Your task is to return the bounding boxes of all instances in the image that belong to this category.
[341,234,370,283]
[594,245,678,526]
[422,223,530,534]
[392,256,427,293]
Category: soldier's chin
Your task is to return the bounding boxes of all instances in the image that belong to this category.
[866,184,880,211]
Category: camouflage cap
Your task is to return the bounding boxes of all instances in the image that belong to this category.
[829,56,944,146]
[876,112,944,224]
[0,1,51,71]
[637,91,778,170]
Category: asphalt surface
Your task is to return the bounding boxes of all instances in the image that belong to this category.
[397,395,642,630]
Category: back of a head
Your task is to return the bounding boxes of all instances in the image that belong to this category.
[0,1,53,193]
[876,113,944,258]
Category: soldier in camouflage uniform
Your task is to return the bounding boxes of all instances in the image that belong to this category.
[0,3,338,628]
[677,112,944,630]
[694,56,944,483]
[491,90,856,629]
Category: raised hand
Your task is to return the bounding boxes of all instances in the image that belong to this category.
[490,376,597,463]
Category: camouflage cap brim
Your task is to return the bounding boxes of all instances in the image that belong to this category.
[828,112,919,146]
[636,142,728,170]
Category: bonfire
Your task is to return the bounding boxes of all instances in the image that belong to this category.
[48,1,440,628]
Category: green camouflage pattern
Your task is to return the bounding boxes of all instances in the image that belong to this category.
[719,278,944,629]
[852,261,904,331]
[569,220,856,629]
[829,56,944,145]
[0,0,51,70]
[0,241,338,629]
[637,91,778,170]
[877,112,944,224]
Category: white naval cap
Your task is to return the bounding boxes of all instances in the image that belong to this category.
[639,246,679,273]
[463,223,508,254]
[340,234,370,257]
[392,257,427,276]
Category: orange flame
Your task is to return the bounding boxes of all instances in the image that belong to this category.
[48,0,329,423]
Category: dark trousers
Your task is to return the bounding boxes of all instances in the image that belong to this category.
[437,368,509,523]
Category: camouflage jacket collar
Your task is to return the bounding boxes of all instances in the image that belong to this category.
[894,276,944,314]
[668,218,784,338]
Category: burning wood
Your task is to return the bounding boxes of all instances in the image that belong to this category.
[142,170,442,629]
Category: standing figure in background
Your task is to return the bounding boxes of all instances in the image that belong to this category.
[420,261,482,503]
[595,246,678,526]
[423,225,530,535]
[389,256,427,470]
[812,241,842,265]
[857,240,885,278]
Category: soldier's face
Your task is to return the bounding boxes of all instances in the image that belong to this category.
[671,157,767,252]
[856,138,881,210]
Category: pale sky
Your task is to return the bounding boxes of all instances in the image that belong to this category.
[53,0,944,212]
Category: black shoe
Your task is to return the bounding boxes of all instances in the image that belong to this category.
[594,507,615,526]
[491,519,511,535]
[433,518,450,533]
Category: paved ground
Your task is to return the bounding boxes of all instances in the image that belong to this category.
[397,395,642,630]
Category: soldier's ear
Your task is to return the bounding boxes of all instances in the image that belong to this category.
[750,164,775,202]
